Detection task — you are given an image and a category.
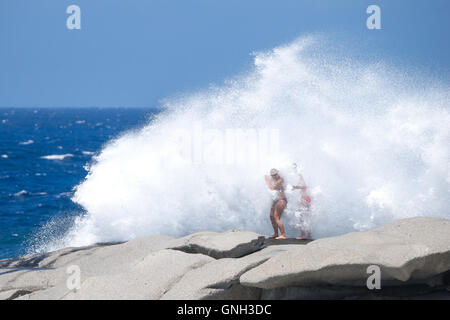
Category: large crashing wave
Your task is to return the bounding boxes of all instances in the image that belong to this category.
[36,35,450,252]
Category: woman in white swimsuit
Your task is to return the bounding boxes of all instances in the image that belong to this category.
[264,168,287,240]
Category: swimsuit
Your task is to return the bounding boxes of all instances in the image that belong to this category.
[273,195,287,205]
[302,195,311,204]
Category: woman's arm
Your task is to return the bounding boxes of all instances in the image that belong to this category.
[265,176,284,190]
[272,178,284,190]
[264,175,275,190]
[293,174,307,190]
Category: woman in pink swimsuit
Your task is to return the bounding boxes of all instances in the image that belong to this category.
[292,163,312,240]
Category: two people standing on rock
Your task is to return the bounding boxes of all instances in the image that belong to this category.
[264,164,312,240]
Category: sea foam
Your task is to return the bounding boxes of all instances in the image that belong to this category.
[41,154,74,161]
[34,35,450,252]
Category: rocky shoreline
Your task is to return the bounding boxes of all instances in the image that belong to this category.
[1,216,449,300]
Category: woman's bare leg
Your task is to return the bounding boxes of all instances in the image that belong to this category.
[296,205,312,240]
[274,200,287,239]
[296,212,307,239]
[269,205,278,238]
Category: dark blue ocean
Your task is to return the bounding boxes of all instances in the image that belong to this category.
[0,108,156,259]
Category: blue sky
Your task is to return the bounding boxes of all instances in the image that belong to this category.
[1,0,449,108]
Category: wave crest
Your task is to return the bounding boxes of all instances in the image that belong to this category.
[35,35,450,251]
